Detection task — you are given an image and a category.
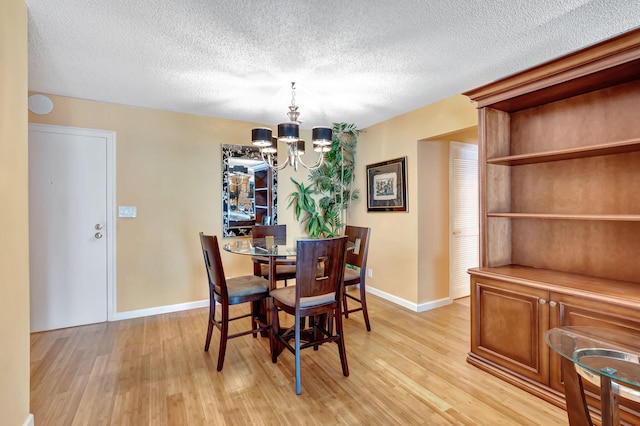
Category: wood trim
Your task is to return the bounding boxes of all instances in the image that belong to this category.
[464,28,640,110]
[469,266,640,307]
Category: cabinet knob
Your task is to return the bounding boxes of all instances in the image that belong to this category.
[539,299,546,305]
[549,301,557,307]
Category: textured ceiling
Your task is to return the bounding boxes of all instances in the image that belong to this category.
[26,0,640,129]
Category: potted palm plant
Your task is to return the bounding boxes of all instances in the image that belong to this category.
[288,122,361,238]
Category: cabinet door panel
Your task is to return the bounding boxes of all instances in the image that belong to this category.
[471,277,549,383]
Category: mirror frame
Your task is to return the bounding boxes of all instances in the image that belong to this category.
[222,144,278,237]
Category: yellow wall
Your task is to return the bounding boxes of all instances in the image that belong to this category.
[418,127,478,304]
[355,95,477,305]
[0,0,31,424]
[28,95,303,312]
[28,92,477,313]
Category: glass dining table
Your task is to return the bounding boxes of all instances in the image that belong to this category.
[223,236,353,358]
[223,236,297,291]
[545,326,640,426]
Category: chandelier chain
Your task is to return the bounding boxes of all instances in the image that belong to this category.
[290,82,296,107]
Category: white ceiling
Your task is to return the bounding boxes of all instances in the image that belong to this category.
[25,0,640,130]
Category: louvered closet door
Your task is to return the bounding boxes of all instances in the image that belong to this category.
[450,142,478,299]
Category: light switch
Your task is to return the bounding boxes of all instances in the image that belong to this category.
[118,206,137,218]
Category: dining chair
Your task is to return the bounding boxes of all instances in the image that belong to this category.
[251,224,296,286]
[199,232,270,371]
[342,225,372,331]
[270,236,349,394]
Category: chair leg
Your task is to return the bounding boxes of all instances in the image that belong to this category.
[360,284,371,332]
[343,291,349,318]
[217,304,229,372]
[335,308,349,377]
[312,314,326,351]
[295,314,302,395]
[250,300,260,338]
[271,300,279,364]
[204,298,215,351]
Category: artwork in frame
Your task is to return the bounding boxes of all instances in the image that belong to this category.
[366,156,408,212]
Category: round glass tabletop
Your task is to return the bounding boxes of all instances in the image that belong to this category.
[545,326,640,393]
[223,237,297,257]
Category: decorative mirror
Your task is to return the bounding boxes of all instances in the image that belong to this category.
[222,144,277,237]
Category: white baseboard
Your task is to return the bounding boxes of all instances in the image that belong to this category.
[24,413,34,426]
[110,288,450,322]
[416,296,452,312]
[112,299,209,321]
[366,286,451,312]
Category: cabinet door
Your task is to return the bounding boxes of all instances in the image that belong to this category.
[471,276,549,383]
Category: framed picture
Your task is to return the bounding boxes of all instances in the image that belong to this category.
[366,156,408,212]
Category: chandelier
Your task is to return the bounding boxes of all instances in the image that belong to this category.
[251,82,333,171]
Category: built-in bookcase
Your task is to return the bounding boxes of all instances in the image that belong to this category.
[464,29,640,422]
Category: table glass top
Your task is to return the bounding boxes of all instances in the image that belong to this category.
[223,237,297,257]
[545,326,640,389]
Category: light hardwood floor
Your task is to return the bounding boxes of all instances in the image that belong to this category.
[31,292,569,425]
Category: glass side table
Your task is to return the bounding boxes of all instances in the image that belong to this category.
[545,326,640,426]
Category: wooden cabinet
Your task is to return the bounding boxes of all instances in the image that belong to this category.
[471,269,640,422]
[465,28,640,422]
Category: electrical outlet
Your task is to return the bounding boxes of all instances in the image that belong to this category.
[367,268,373,278]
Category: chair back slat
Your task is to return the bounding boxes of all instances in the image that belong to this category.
[199,232,227,298]
[345,226,371,270]
[295,236,348,300]
[252,224,286,240]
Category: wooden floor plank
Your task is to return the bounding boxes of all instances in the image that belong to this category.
[30,292,568,425]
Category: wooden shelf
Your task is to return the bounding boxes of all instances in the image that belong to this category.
[487,138,640,165]
[487,212,640,221]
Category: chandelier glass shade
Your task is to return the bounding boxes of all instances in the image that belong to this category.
[251,82,332,171]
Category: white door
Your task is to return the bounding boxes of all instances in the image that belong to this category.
[29,124,115,332]
[449,142,479,300]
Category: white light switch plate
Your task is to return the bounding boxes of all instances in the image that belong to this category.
[118,206,137,218]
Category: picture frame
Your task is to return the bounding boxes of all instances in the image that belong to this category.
[366,156,408,212]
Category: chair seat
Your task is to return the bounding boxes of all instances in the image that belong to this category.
[343,267,360,283]
[271,286,335,308]
[259,263,297,278]
[217,275,268,298]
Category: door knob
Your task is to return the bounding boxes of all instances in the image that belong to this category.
[95,224,103,230]
[95,232,103,239]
